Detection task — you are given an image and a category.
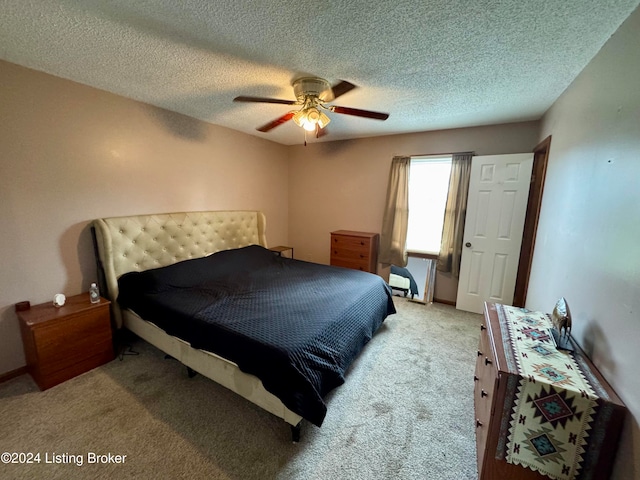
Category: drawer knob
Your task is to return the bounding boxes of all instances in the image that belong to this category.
[474,375,479,382]
[485,357,492,366]
[480,324,486,331]
[477,350,483,357]
[360,241,365,245]
[481,389,488,398]
[476,419,483,428]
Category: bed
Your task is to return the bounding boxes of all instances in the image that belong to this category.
[92,210,395,440]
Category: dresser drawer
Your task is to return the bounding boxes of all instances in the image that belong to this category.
[331,246,371,261]
[331,245,371,266]
[330,256,371,272]
[331,234,373,252]
[474,323,497,471]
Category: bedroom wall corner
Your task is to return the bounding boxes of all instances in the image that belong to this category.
[0,60,290,376]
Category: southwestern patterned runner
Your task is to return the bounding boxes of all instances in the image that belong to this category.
[496,305,599,480]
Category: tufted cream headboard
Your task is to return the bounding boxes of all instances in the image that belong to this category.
[92,210,267,328]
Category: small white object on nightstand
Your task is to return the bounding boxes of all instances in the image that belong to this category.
[53,293,66,307]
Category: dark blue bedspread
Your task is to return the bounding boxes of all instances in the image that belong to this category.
[118,245,395,426]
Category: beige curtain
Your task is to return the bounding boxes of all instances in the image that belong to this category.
[379,156,410,267]
[437,153,472,277]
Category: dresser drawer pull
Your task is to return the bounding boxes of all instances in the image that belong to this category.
[474,375,479,382]
[476,419,483,428]
[360,241,365,245]
[485,357,492,366]
[477,350,483,357]
[481,389,488,398]
[480,324,486,331]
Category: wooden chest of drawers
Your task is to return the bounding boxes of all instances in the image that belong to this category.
[18,293,115,390]
[330,230,379,274]
[475,303,626,480]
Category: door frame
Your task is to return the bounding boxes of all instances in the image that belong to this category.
[512,135,551,307]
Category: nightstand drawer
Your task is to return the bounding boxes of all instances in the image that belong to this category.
[33,308,112,376]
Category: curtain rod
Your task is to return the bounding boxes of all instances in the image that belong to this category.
[409,151,475,158]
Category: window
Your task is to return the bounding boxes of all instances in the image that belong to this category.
[406,156,452,255]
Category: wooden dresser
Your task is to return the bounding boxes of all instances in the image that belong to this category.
[475,303,626,480]
[330,230,379,274]
[18,293,115,390]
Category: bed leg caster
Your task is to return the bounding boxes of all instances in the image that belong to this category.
[291,423,301,443]
[186,367,197,378]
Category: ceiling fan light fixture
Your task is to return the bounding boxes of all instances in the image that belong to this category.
[293,107,330,131]
[318,111,330,129]
[292,109,308,128]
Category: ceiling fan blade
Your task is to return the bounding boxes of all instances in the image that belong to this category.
[330,80,356,100]
[331,106,389,120]
[256,112,295,132]
[234,95,297,105]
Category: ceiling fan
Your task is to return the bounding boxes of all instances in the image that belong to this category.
[233,77,389,137]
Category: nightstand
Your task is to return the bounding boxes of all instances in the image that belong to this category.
[269,245,294,259]
[18,293,115,390]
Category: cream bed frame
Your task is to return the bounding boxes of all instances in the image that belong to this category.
[92,211,303,437]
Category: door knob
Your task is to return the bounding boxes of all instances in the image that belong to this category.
[465,242,472,248]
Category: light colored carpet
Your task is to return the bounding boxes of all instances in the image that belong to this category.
[0,298,481,480]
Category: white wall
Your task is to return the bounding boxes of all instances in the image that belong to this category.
[528,7,640,479]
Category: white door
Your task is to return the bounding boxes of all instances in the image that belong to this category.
[456,154,533,313]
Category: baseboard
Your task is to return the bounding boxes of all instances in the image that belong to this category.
[0,366,28,384]
[433,297,456,306]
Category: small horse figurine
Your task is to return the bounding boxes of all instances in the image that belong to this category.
[552,297,572,339]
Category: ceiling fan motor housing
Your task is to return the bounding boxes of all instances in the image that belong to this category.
[293,77,333,103]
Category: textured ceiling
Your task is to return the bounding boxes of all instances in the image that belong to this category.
[1,1,638,145]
